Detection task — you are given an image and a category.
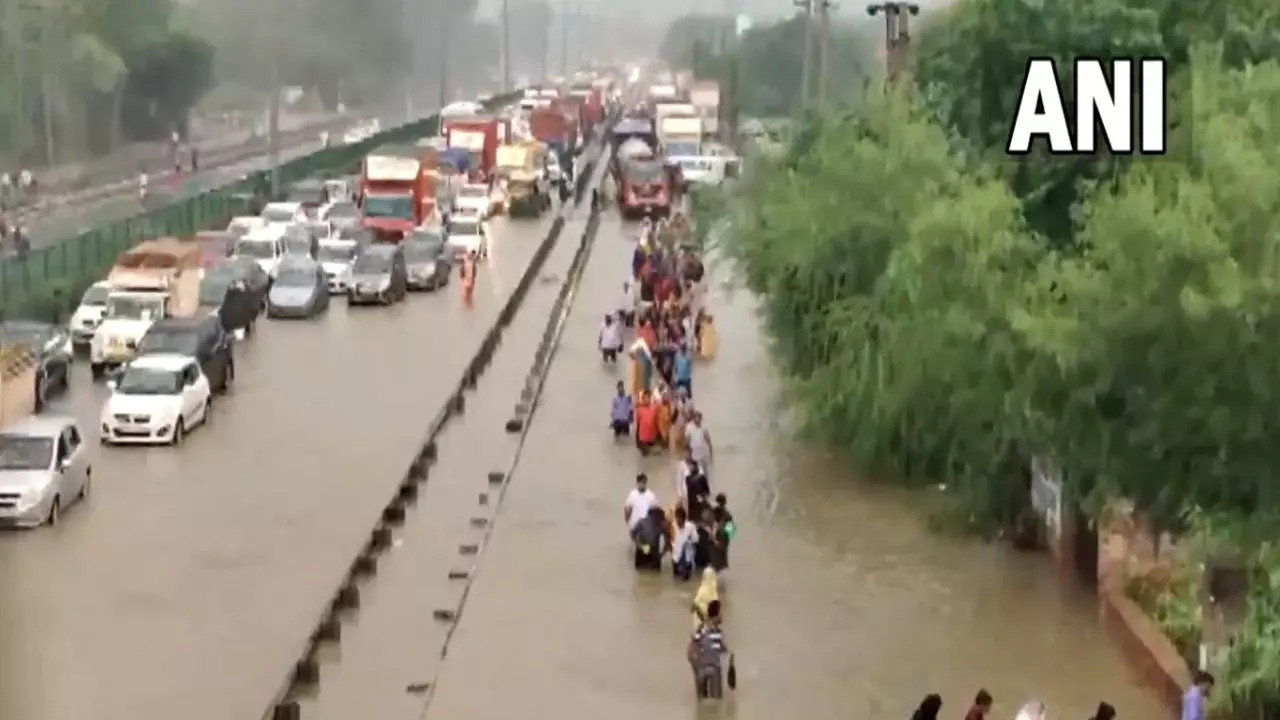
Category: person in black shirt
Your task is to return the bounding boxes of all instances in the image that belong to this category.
[683,459,711,527]
[711,493,734,572]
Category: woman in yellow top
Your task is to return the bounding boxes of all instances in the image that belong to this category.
[691,567,719,630]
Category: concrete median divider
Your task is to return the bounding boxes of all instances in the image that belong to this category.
[256,139,606,720]
[409,162,608,717]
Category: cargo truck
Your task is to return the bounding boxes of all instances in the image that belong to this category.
[618,157,672,220]
[91,239,202,378]
[443,116,500,182]
[495,141,550,217]
[659,115,704,162]
[359,148,439,241]
[690,80,721,137]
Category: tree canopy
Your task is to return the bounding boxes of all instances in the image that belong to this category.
[0,0,214,164]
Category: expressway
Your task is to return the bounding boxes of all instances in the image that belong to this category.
[11,116,349,256]
[0,205,568,720]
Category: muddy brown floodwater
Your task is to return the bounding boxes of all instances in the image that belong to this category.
[416,216,1169,720]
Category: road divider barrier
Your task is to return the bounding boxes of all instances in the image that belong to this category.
[258,130,610,720]
[1,93,522,319]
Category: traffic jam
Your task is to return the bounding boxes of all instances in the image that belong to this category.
[0,76,618,529]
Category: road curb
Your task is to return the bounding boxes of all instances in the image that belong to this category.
[257,135,610,720]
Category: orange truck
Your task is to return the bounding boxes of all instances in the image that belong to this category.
[442,116,500,182]
[360,146,439,241]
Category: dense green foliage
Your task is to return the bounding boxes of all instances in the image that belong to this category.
[0,0,214,164]
[657,14,875,117]
[701,0,1280,702]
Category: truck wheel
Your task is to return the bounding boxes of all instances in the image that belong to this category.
[90,363,106,380]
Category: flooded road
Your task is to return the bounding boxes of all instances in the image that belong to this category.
[411,215,1168,720]
[0,210,561,720]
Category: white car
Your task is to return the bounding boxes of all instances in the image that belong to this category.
[259,202,307,227]
[455,183,491,218]
[226,216,266,238]
[69,281,111,346]
[100,354,212,446]
[446,216,488,257]
[317,239,358,293]
[234,228,286,277]
[90,291,168,378]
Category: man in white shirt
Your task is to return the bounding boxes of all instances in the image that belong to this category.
[685,411,714,476]
[670,505,699,580]
[599,313,624,363]
[623,473,658,531]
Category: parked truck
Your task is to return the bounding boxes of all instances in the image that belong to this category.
[659,115,704,160]
[443,116,500,182]
[91,239,202,378]
[690,80,721,137]
[495,141,550,217]
[359,147,439,241]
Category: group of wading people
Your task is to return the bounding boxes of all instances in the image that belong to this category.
[602,213,736,701]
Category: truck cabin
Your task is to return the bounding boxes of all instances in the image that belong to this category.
[620,159,670,206]
[103,291,169,324]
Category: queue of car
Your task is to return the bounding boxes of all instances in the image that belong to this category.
[0,90,541,527]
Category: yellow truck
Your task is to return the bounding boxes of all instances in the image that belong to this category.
[91,238,203,378]
[495,141,551,218]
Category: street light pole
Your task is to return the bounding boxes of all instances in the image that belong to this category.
[794,0,814,113]
[815,0,834,108]
[866,1,919,84]
[501,0,512,93]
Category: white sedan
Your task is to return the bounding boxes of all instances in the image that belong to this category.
[454,183,492,218]
[446,217,488,258]
[100,354,212,446]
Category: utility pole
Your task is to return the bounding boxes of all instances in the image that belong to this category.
[866,1,918,84]
[501,0,512,92]
[815,0,834,108]
[265,0,282,196]
[794,0,814,113]
[559,0,569,77]
[438,4,452,107]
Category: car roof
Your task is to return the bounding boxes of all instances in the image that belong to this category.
[0,415,75,437]
[148,315,213,331]
[241,227,283,241]
[278,255,319,269]
[264,201,302,210]
[129,353,196,371]
[230,215,264,224]
[362,244,398,257]
[319,238,357,248]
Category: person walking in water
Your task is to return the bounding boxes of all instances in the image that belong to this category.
[609,382,633,440]
[688,596,729,699]
[1182,671,1213,720]
[460,250,477,305]
[963,690,992,720]
[1089,702,1116,720]
[910,694,943,720]
[684,411,713,478]
[599,314,623,363]
[670,506,698,581]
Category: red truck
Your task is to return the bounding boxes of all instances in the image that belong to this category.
[360,148,438,241]
[530,107,571,157]
[443,116,500,182]
[568,84,603,130]
[618,157,672,220]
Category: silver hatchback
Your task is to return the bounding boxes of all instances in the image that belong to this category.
[0,416,91,528]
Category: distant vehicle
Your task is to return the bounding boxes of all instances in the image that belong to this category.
[0,320,73,408]
[403,230,453,291]
[137,314,235,394]
[454,183,491,218]
[319,201,361,231]
[347,243,408,306]
[199,258,270,337]
[100,353,212,446]
[281,224,320,258]
[317,239,358,294]
[193,230,238,268]
[234,230,286,277]
[442,101,484,117]
[226,216,266,238]
[267,257,329,318]
[69,281,111,346]
[0,416,91,528]
[259,201,307,226]
[446,216,487,258]
[285,179,330,215]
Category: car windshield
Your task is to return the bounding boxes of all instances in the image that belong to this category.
[227,219,258,237]
[363,194,414,220]
[450,221,480,237]
[116,366,182,395]
[275,266,315,286]
[0,434,53,471]
[139,329,200,356]
[235,239,276,259]
[352,254,391,274]
[283,236,313,255]
[287,187,325,205]
[667,142,699,158]
[458,186,487,199]
[624,161,664,184]
[317,245,355,263]
[404,241,441,262]
[105,295,164,320]
[81,285,110,305]
[326,203,357,219]
[261,206,297,223]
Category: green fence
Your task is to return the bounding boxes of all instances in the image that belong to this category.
[0,92,520,320]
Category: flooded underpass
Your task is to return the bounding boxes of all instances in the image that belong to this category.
[412,214,1169,720]
[0,208,562,720]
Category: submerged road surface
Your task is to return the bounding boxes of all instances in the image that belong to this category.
[410,215,1169,720]
[0,209,563,720]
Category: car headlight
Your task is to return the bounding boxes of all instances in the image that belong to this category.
[379,277,391,290]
